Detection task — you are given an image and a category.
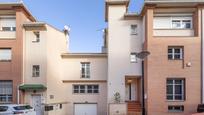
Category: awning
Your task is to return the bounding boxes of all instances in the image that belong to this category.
[19,84,47,91]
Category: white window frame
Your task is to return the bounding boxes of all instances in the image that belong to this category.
[171,17,192,29]
[167,79,185,101]
[81,62,90,78]
[73,85,99,94]
[0,81,12,103]
[32,65,40,77]
[168,47,183,60]
[130,25,137,35]
[0,48,11,61]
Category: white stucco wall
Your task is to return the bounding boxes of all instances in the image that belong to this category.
[23,24,68,115]
[45,25,67,102]
[61,57,107,115]
[23,30,47,85]
[107,5,142,103]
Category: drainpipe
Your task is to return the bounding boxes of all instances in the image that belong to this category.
[17,85,20,104]
[201,8,204,104]
[142,61,145,115]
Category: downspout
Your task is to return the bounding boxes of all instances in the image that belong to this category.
[17,85,20,104]
[201,8,203,104]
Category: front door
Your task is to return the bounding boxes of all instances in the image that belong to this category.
[126,82,136,101]
[32,95,42,115]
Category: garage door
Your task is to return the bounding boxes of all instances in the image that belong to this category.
[74,104,97,115]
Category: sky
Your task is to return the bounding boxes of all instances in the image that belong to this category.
[1,0,144,53]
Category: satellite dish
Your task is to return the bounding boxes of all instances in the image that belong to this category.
[18,0,23,3]
[64,25,70,32]
[136,51,150,59]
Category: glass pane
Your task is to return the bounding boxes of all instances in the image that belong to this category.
[73,90,79,93]
[93,90,98,93]
[175,95,182,100]
[2,27,11,31]
[80,85,85,89]
[185,23,191,28]
[80,90,85,93]
[172,20,181,28]
[94,85,98,89]
[81,75,85,78]
[168,55,173,59]
[87,90,92,93]
[167,85,173,94]
[167,95,173,100]
[74,85,79,89]
[168,49,173,53]
[175,85,182,94]
[87,85,92,89]
[81,68,85,73]
[174,54,181,59]
[174,49,181,53]
[175,80,182,84]
[167,80,173,84]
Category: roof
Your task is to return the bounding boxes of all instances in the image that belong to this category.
[61,53,107,58]
[0,2,36,21]
[23,22,47,30]
[124,13,142,20]
[144,0,204,7]
[145,0,204,4]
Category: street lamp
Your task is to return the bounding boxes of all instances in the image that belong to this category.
[136,51,150,115]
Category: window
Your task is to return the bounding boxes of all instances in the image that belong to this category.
[168,105,184,112]
[0,18,16,31]
[130,25,137,35]
[130,53,137,63]
[32,65,40,77]
[0,81,12,103]
[168,47,183,60]
[0,48,11,61]
[167,79,185,101]
[73,85,99,94]
[172,19,192,29]
[81,62,90,78]
[87,85,99,93]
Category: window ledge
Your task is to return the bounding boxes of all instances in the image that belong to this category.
[0,60,11,62]
[168,59,183,61]
[154,28,193,30]
[166,100,185,102]
[168,111,183,113]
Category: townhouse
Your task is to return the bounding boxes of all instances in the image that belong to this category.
[0,2,68,115]
[0,0,204,115]
[0,2,35,105]
[105,0,204,115]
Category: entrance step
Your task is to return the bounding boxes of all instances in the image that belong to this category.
[127,101,142,114]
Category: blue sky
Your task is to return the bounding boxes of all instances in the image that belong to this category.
[1,0,144,52]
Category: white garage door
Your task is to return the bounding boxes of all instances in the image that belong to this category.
[74,104,97,115]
